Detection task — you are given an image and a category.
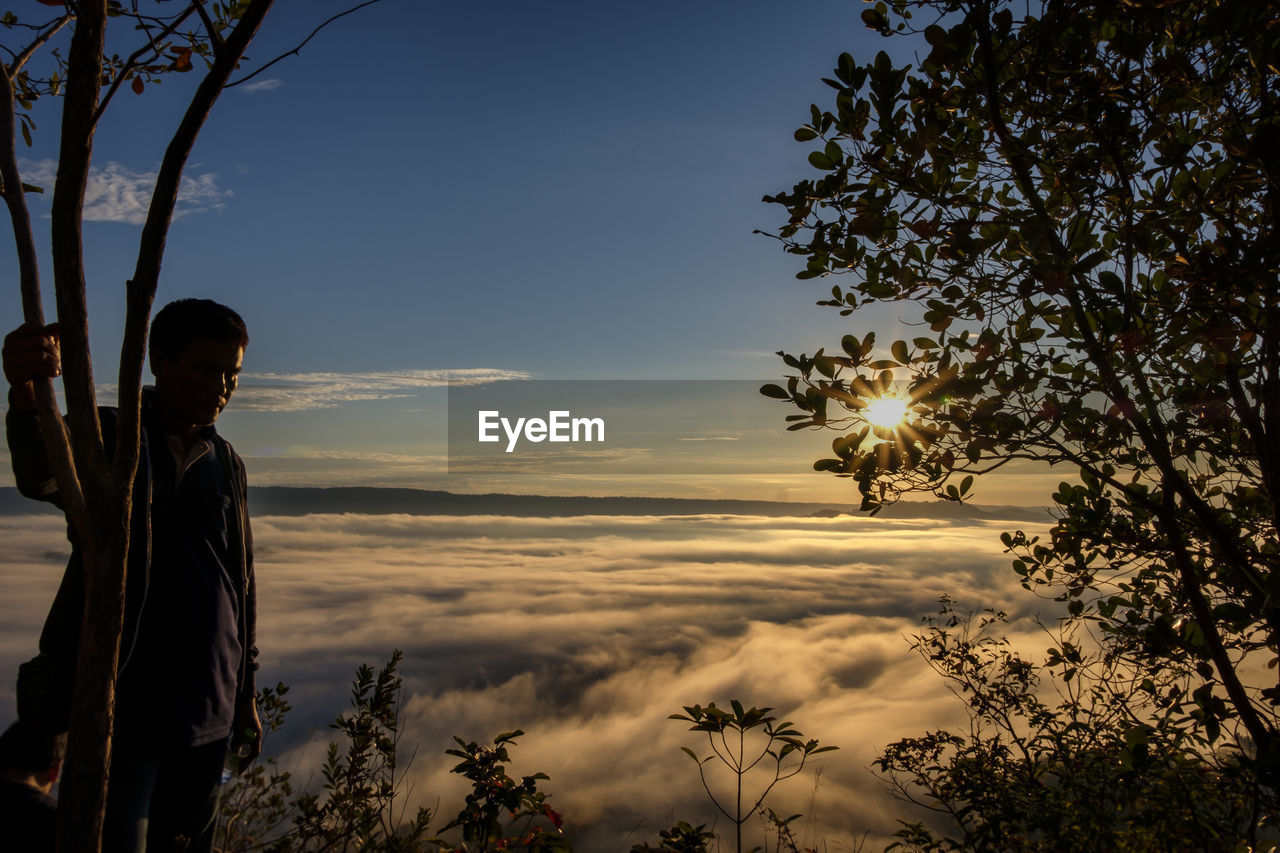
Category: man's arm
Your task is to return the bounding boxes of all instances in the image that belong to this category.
[4,323,63,505]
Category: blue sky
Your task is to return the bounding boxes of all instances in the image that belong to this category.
[2,2,1058,502]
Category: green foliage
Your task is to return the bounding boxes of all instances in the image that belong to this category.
[629,821,716,853]
[219,653,567,853]
[217,682,297,849]
[763,0,1280,811]
[287,650,433,851]
[2,1,256,152]
[764,0,1280,845]
[877,601,1271,851]
[220,651,432,852]
[670,701,836,853]
[431,731,570,853]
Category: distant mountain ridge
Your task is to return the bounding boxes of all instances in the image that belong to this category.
[0,485,1050,522]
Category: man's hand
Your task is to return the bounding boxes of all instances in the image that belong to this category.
[231,697,263,774]
[2,322,60,411]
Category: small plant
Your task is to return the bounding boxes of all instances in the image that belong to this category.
[218,650,432,851]
[430,730,570,852]
[629,820,716,853]
[217,681,296,850]
[218,653,568,851]
[761,809,806,853]
[288,650,433,850]
[670,701,836,853]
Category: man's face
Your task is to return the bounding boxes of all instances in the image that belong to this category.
[152,337,244,427]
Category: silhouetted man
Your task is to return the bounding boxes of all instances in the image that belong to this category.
[0,719,63,853]
[4,299,260,853]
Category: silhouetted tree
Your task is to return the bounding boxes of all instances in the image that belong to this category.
[762,0,1280,843]
[2,3,378,848]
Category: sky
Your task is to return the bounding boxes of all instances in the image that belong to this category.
[0,1,1066,504]
[0,506,1061,849]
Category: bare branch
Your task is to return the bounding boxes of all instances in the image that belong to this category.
[226,0,382,88]
[0,61,89,535]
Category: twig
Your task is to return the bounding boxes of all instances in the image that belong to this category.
[226,0,383,88]
[8,13,74,76]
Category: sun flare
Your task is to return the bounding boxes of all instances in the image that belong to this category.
[865,397,909,429]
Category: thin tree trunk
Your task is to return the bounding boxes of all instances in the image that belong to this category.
[43,2,276,848]
[0,27,88,536]
[46,2,116,849]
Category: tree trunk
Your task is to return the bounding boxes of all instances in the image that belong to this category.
[47,2,116,848]
[56,494,129,853]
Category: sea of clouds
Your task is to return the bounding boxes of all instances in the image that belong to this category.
[0,508,1057,850]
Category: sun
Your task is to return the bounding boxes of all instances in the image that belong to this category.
[865,397,909,429]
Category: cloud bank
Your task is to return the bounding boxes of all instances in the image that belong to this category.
[0,510,1052,850]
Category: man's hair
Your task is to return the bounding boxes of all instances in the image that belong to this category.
[149,298,249,362]
[0,720,65,775]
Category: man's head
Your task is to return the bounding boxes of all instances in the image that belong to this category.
[149,299,249,428]
[0,720,66,793]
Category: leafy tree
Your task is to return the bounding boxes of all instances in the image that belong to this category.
[3,6,274,847]
[2,3,379,848]
[878,600,1269,850]
[759,0,1280,840]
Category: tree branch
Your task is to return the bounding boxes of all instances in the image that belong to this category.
[225,0,382,88]
[92,3,200,127]
[191,0,224,55]
[1159,489,1276,756]
[116,0,276,485]
[0,57,89,536]
[8,13,74,77]
[971,4,1272,617]
[49,0,107,491]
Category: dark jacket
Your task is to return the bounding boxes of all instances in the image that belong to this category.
[6,390,258,732]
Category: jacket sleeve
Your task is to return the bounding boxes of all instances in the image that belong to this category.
[5,397,63,508]
[239,454,259,702]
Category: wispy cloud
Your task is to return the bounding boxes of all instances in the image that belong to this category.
[239,78,283,93]
[234,369,533,412]
[42,370,529,415]
[19,158,232,224]
[250,449,445,465]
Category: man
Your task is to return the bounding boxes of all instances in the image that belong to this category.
[0,719,64,852]
[3,299,260,853]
